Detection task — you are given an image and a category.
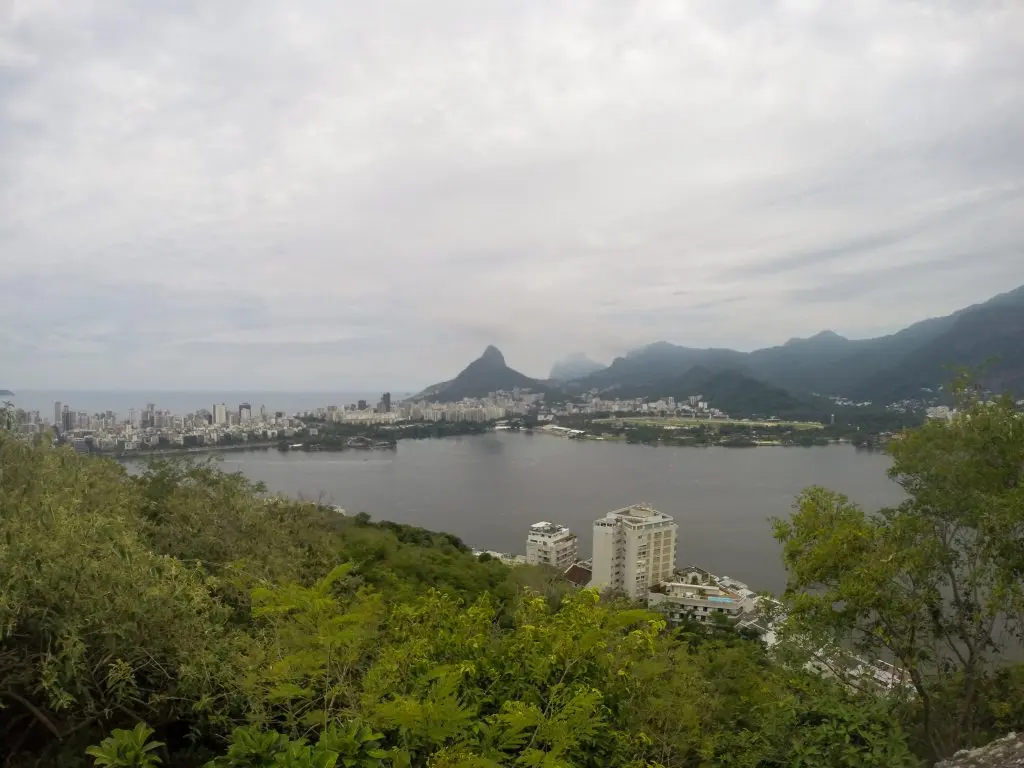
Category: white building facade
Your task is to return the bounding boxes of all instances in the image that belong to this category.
[525,522,578,569]
[590,503,678,600]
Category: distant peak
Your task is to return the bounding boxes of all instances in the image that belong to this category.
[479,345,505,365]
[784,330,847,347]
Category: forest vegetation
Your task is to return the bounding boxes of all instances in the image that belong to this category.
[0,381,1021,767]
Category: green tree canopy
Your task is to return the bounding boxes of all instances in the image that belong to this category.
[773,382,1024,759]
[0,431,920,767]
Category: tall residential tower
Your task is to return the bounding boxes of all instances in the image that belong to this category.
[590,504,678,600]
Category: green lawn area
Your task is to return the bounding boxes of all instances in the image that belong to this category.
[595,416,825,430]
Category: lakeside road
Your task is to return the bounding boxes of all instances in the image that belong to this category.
[113,421,873,461]
[596,416,825,429]
[114,441,279,459]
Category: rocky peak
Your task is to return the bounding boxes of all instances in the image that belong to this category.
[478,345,506,366]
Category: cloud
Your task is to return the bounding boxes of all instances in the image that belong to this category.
[1,0,1023,389]
[745,184,1024,276]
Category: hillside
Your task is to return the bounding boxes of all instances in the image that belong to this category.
[618,366,815,418]
[575,342,747,391]
[746,306,968,397]
[571,284,1024,403]
[0,431,927,767]
[0,389,13,397]
[4,396,1024,765]
[852,299,1024,399]
[415,345,549,402]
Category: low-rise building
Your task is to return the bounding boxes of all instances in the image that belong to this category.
[647,579,743,625]
[525,522,578,569]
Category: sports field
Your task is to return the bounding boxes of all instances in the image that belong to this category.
[595,416,824,430]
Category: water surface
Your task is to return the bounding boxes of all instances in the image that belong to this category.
[213,433,902,594]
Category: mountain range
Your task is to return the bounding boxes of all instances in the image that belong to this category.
[416,285,1024,410]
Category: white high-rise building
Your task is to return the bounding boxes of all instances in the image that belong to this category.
[213,403,227,425]
[590,503,678,600]
[525,522,578,570]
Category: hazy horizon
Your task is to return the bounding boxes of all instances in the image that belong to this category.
[4,2,1023,390]
[2,281,1023,392]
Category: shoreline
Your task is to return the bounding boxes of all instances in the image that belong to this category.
[111,429,886,460]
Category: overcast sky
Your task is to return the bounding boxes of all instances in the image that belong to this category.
[2,1,1023,390]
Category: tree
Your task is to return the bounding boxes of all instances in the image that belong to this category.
[773,381,1024,760]
[2,430,919,766]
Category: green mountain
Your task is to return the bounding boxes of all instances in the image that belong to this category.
[415,345,549,402]
[573,284,1024,403]
[0,390,13,397]
[745,310,963,397]
[850,290,1024,400]
[616,366,816,418]
[575,342,747,390]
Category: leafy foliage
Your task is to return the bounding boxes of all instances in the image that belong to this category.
[85,724,165,768]
[1,430,921,767]
[773,380,1024,759]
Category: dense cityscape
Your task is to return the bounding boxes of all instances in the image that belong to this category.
[7,380,1021,458]
[3,388,742,455]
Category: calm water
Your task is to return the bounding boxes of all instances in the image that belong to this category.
[208,433,902,595]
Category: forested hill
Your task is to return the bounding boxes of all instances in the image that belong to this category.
[564,284,1024,403]
[2,396,1024,766]
[615,366,814,419]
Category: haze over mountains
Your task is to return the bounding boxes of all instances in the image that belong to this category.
[418,284,1024,408]
[549,354,605,381]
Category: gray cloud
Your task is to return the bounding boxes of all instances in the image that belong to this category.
[746,185,1024,276]
[2,0,1023,389]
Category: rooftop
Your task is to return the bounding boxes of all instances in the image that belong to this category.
[600,503,675,525]
[529,521,571,535]
[563,563,593,587]
[658,580,740,602]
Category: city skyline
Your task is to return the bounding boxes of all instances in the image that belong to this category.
[3,3,1023,390]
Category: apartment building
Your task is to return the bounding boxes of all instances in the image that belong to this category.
[647,581,743,626]
[525,521,578,569]
[590,503,678,600]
